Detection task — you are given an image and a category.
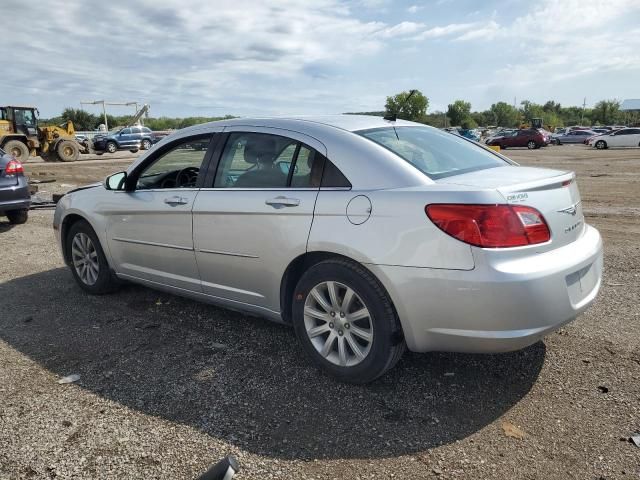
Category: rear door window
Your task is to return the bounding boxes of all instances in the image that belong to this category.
[358,126,508,179]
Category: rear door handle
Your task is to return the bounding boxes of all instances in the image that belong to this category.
[265,196,300,208]
[164,195,188,206]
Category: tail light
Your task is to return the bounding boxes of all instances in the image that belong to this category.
[425,204,550,248]
[4,160,24,175]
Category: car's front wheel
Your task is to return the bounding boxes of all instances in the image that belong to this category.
[106,141,118,154]
[527,140,537,149]
[595,140,607,150]
[292,259,405,383]
[6,209,28,224]
[66,220,119,294]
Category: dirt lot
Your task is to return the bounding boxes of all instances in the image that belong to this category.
[1,145,639,479]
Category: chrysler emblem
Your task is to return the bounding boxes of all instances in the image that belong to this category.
[558,203,579,216]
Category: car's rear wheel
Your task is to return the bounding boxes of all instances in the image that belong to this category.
[6,209,28,224]
[141,139,152,150]
[3,140,29,161]
[106,141,118,154]
[595,140,607,150]
[292,258,405,383]
[66,220,119,294]
[527,140,537,149]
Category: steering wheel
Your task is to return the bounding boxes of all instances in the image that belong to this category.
[175,167,199,188]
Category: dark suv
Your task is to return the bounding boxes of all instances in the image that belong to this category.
[0,148,30,224]
[93,126,158,154]
[486,129,549,149]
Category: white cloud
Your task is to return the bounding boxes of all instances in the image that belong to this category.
[413,22,477,40]
[378,21,425,38]
[407,5,423,13]
[454,20,501,41]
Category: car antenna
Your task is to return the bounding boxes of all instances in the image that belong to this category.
[383,89,417,122]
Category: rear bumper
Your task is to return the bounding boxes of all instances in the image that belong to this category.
[368,224,603,353]
[0,178,31,213]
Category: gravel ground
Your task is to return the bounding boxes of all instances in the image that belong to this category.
[1,145,639,479]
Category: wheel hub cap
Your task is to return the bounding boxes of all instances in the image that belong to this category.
[71,232,99,285]
[303,281,373,367]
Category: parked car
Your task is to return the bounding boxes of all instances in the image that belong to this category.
[486,128,549,149]
[457,128,480,142]
[54,116,603,383]
[484,129,516,144]
[93,126,159,153]
[551,130,595,145]
[0,149,30,224]
[588,127,640,149]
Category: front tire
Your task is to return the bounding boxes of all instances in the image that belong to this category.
[292,259,405,383]
[3,140,29,161]
[66,220,119,294]
[527,140,537,149]
[106,141,118,154]
[57,140,80,162]
[6,209,28,224]
[595,140,607,150]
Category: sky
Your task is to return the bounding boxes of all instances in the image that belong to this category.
[4,0,640,118]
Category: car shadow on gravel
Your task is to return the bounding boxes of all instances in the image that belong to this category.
[0,220,18,233]
[0,268,545,460]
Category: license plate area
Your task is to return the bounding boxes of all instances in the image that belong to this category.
[565,262,598,307]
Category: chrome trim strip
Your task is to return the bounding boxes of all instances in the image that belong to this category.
[197,248,259,259]
[112,237,193,251]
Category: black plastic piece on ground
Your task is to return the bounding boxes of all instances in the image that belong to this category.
[196,455,240,480]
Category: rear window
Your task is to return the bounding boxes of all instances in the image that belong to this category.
[357,126,509,180]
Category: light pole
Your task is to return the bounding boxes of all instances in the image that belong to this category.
[81,100,108,131]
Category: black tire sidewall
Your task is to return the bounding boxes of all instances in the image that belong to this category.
[66,220,116,294]
[4,140,29,161]
[106,142,117,153]
[142,139,151,149]
[527,141,536,149]
[6,209,28,224]
[596,140,606,149]
[292,260,400,383]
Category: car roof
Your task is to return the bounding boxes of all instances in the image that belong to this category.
[193,114,420,133]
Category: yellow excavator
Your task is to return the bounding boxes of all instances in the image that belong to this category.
[0,105,91,162]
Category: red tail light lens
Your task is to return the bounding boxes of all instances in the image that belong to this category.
[425,204,550,248]
[4,160,24,174]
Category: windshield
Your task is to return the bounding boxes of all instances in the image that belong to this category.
[357,126,509,179]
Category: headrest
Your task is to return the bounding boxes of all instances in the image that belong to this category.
[244,135,278,164]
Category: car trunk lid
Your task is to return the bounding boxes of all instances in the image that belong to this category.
[436,166,584,250]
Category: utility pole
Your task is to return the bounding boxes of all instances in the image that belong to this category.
[581,97,587,126]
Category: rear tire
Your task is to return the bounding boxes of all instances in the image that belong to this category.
[141,139,152,150]
[6,209,28,224]
[595,140,607,150]
[292,258,405,383]
[3,140,29,161]
[57,140,80,162]
[65,220,119,294]
[527,140,537,149]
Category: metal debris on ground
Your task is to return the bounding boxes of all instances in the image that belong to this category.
[631,434,640,447]
[57,374,81,384]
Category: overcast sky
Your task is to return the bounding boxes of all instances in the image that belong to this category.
[5,0,640,118]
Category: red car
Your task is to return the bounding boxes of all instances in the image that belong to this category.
[486,129,549,149]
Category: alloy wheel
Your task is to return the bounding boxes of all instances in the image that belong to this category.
[71,232,99,285]
[303,281,374,367]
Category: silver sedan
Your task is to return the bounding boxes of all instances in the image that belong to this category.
[53,115,603,383]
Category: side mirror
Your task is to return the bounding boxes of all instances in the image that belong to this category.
[105,171,127,191]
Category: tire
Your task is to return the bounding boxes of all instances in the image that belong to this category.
[6,209,28,224]
[595,140,607,150]
[3,140,29,161]
[527,140,537,149]
[106,141,118,154]
[65,220,119,294]
[57,140,80,162]
[292,258,405,383]
[555,139,561,145]
[141,139,152,150]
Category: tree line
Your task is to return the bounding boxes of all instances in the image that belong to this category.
[382,90,636,129]
[41,91,636,132]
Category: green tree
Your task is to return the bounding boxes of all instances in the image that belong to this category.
[489,102,520,127]
[61,108,99,130]
[384,90,429,122]
[591,100,621,125]
[446,100,472,127]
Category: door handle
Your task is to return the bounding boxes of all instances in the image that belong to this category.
[265,196,300,208]
[164,195,188,206]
